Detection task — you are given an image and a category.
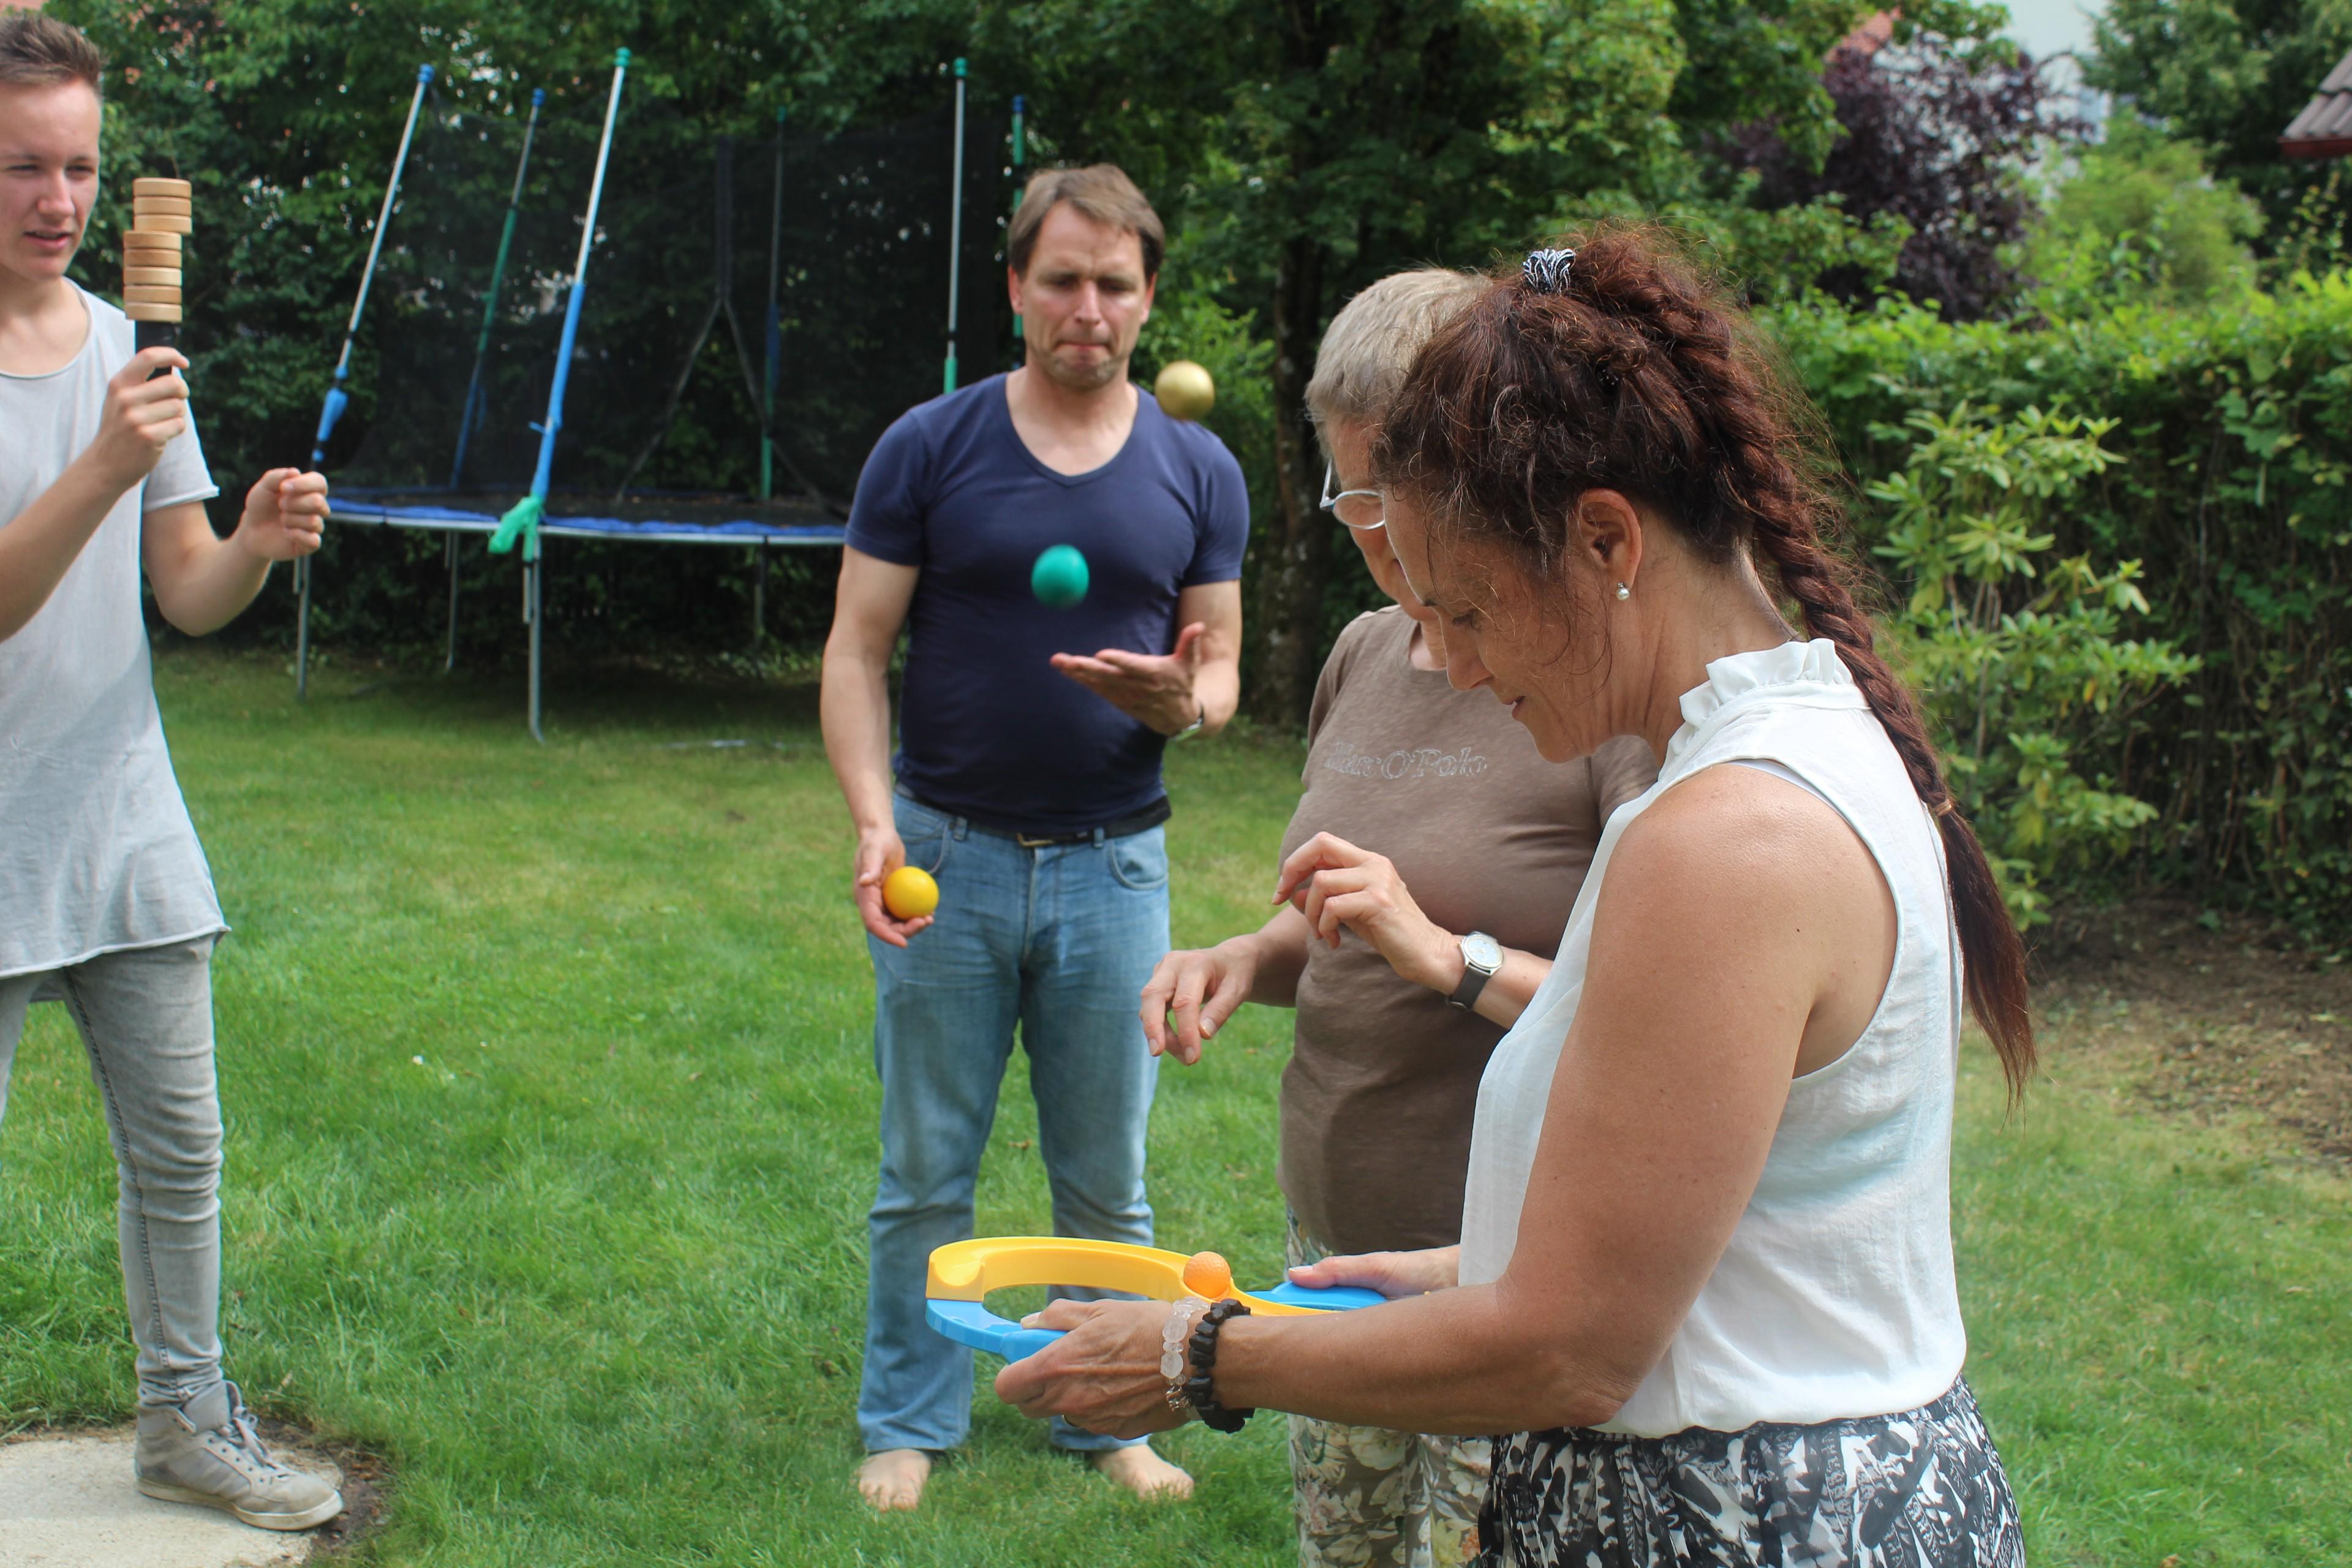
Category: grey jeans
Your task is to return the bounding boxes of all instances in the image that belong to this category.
[1,938,225,1409]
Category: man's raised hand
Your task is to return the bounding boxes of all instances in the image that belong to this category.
[233,469,330,561]
[1050,620,1207,736]
[84,348,189,491]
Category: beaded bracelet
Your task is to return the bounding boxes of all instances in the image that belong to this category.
[1161,1297,1210,1417]
[1183,1298,1255,1433]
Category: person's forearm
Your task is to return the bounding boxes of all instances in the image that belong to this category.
[1241,905,1313,1008]
[1406,934,1552,1028]
[0,456,130,643]
[150,522,271,636]
[1195,654,1240,734]
[1211,1274,1639,1437]
[1474,951,1551,1027]
[821,642,899,832]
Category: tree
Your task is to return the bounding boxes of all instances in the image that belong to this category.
[1724,31,2054,319]
[2086,0,2352,247]
[2027,120,2265,311]
[989,0,1694,723]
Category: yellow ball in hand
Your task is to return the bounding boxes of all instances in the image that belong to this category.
[1155,360,1215,421]
[882,865,940,921]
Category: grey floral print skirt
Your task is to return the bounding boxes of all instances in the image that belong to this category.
[1477,1380,2024,1567]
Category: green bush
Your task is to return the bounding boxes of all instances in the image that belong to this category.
[1770,279,2352,937]
[2026,123,2264,312]
[1866,402,2198,926]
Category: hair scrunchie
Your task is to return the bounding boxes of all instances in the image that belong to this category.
[1521,247,1577,295]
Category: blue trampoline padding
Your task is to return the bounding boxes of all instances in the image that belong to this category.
[332,497,845,546]
[926,1279,1387,1364]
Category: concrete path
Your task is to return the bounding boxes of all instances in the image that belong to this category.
[0,1429,340,1568]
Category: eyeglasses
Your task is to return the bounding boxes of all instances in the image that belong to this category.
[1319,462,1385,532]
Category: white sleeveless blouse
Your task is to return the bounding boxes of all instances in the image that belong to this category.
[1457,639,1968,1438]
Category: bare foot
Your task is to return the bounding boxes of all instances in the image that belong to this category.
[857,1448,932,1512]
[1089,1442,1194,1501]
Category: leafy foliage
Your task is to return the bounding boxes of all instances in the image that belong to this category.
[2027,121,2265,311]
[1866,404,2196,925]
[2086,0,2352,251]
[1771,277,2352,937]
[985,0,1692,723]
[1724,32,2054,318]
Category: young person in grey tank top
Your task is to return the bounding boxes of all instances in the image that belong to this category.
[998,230,2035,1568]
[1143,270,1654,1568]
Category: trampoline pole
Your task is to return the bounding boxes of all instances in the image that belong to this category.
[451,87,544,490]
[444,530,461,672]
[527,549,544,744]
[492,46,631,739]
[763,106,784,504]
[943,58,967,394]
[1009,95,1025,352]
[313,64,434,469]
[295,556,312,700]
[752,541,767,650]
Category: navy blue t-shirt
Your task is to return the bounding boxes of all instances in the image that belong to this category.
[846,374,1250,834]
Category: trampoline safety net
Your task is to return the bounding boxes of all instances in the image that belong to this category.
[325,86,1009,521]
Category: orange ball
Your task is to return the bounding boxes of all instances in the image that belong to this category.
[1181,1250,1233,1299]
[882,865,939,921]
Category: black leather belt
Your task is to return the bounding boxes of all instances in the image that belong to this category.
[903,789,1172,848]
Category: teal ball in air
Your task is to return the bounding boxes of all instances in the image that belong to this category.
[1031,545,1090,608]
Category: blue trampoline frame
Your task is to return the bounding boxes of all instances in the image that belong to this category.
[315,491,845,713]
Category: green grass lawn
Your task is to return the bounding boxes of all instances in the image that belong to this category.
[2,646,2346,1567]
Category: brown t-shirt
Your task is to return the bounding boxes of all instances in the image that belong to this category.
[1276,607,1659,1255]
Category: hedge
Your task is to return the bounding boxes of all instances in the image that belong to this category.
[1768,279,2352,935]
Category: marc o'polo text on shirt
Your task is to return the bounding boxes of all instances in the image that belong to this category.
[1321,741,1491,781]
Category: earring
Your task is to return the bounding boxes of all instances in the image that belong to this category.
[1613,582,1631,601]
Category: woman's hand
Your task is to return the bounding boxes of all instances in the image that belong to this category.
[1273,833,1461,994]
[1286,1245,1459,1299]
[993,1298,1187,1439]
[1140,937,1260,1063]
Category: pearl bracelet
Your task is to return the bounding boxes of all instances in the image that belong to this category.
[1161,1296,1210,1417]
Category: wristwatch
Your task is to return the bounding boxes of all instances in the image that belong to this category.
[1447,932,1502,1011]
[1167,704,1207,743]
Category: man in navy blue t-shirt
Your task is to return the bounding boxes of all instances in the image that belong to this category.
[820,164,1246,1510]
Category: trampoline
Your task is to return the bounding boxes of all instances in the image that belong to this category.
[304,53,1013,737]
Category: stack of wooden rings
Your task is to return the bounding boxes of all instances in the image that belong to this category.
[124,176,190,349]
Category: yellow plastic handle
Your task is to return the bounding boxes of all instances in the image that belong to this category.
[926,1236,1325,1316]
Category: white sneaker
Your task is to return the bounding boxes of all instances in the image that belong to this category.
[134,1381,344,1531]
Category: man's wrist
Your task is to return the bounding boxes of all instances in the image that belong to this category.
[228,516,274,562]
[66,448,140,509]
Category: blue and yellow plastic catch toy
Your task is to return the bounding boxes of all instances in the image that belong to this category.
[925,1237,1384,1363]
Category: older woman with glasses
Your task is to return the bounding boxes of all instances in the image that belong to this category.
[1139,269,1656,1568]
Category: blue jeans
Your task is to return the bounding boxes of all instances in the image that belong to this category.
[0,939,226,1411]
[857,791,1169,1454]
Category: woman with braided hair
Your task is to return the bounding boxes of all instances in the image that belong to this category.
[995,225,2030,1568]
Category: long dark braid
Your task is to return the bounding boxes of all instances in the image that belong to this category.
[1376,224,2035,1098]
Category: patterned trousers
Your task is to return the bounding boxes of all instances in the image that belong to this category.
[1287,1216,1490,1568]
[1477,1379,2024,1568]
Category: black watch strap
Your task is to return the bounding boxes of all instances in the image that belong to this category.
[1447,933,1502,1011]
[1447,965,1494,1012]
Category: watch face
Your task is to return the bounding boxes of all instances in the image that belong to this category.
[1462,932,1503,973]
